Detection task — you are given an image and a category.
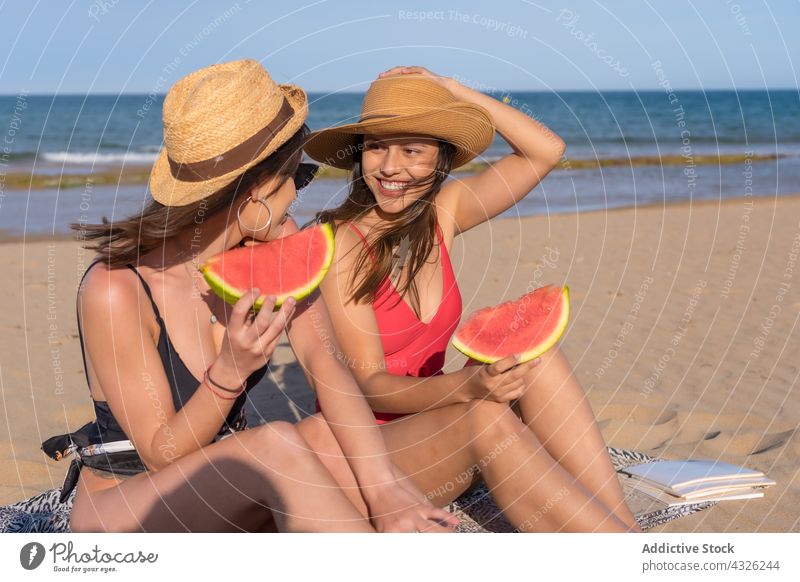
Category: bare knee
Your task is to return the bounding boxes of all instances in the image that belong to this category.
[233,421,309,474]
[258,420,307,450]
[463,399,535,449]
[523,344,565,382]
[465,399,519,432]
[537,344,563,366]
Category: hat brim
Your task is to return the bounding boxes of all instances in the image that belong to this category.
[303,102,495,170]
[149,84,308,207]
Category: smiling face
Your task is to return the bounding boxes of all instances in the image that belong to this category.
[360,133,441,215]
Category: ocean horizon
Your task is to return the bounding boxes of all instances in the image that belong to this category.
[1,89,799,235]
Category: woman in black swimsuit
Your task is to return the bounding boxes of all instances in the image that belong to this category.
[58,59,457,533]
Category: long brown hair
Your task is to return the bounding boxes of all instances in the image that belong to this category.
[315,137,456,317]
[74,125,310,267]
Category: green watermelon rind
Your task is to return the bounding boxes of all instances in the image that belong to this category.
[199,222,336,312]
[452,285,570,364]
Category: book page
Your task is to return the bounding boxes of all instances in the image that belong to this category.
[620,459,764,489]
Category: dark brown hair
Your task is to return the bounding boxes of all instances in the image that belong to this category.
[74,125,310,267]
[314,137,456,317]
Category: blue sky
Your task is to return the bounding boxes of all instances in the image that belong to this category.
[0,0,797,94]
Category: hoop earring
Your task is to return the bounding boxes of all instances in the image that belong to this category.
[237,197,273,233]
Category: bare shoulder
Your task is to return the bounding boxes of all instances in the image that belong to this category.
[79,262,137,308]
[321,221,373,309]
[330,220,367,268]
[77,262,154,333]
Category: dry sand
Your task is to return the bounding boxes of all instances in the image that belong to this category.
[1,193,798,532]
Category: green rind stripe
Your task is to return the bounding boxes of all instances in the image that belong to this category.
[202,265,246,307]
[267,222,336,309]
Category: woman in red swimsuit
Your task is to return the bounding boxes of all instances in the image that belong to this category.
[300,67,642,532]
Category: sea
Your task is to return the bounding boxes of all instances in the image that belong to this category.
[1,89,799,236]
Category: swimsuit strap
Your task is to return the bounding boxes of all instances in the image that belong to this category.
[124,264,167,328]
[345,222,377,262]
[345,221,369,243]
[433,223,445,248]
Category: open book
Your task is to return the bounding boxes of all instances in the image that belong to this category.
[618,459,775,507]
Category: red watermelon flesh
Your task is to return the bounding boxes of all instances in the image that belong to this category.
[200,222,335,311]
[453,284,570,364]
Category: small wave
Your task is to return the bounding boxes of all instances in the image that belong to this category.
[42,151,158,165]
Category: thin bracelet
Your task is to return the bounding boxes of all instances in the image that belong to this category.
[202,367,246,399]
[202,379,243,400]
[205,365,246,394]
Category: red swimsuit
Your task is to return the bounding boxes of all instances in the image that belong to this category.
[315,221,463,424]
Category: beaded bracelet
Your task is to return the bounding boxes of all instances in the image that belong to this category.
[203,366,246,400]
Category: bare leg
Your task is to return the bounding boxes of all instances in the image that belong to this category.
[514,345,640,530]
[70,421,374,533]
[298,401,634,532]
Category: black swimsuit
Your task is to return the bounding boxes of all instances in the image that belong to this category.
[89,264,263,442]
[42,261,267,501]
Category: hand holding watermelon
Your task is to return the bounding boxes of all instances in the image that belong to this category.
[200,221,333,384]
[212,288,297,386]
[461,353,542,403]
[453,285,570,401]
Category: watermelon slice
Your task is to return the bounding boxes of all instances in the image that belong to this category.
[200,222,335,311]
[452,284,570,364]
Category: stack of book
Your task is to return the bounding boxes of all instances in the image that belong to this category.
[619,459,775,508]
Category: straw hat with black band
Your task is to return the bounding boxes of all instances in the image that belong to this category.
[304,74,495,171]
[149,59,308,207]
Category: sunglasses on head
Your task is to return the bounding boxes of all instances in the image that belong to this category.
[293,162,319,191]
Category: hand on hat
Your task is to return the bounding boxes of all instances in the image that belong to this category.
[377,66,452,89]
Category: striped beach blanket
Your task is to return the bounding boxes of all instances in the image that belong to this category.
[0,447,715,533]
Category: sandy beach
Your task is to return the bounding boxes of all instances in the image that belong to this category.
[1,193,798,532]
